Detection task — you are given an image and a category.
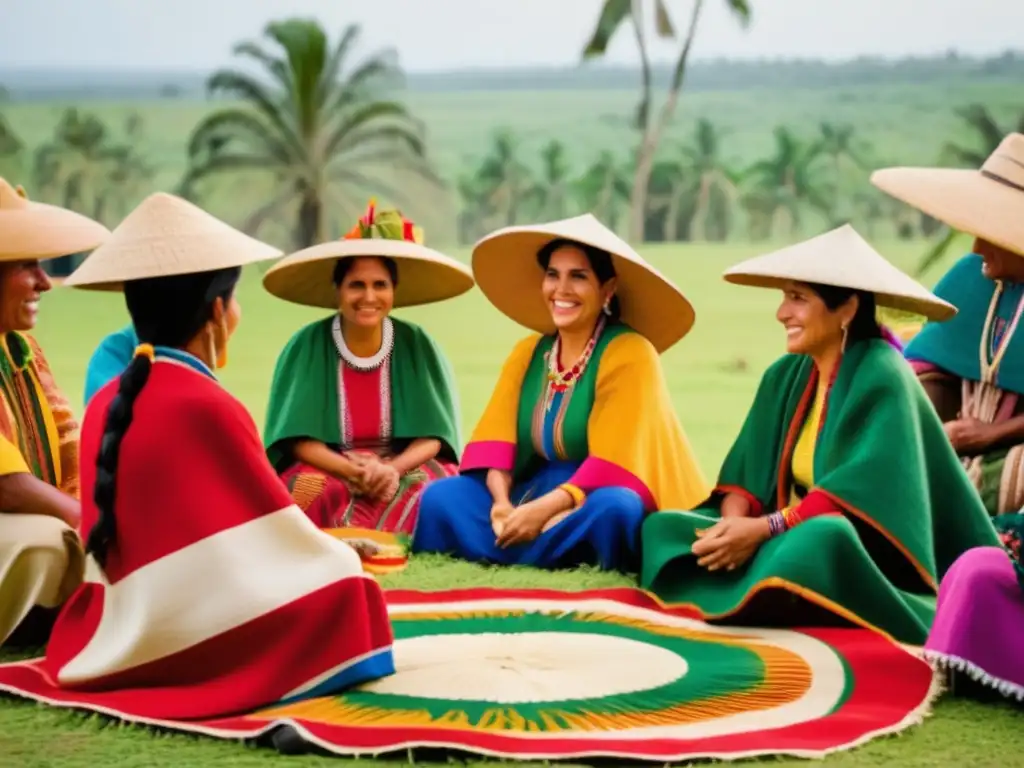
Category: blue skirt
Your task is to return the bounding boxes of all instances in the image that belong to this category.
[411,461,644,572]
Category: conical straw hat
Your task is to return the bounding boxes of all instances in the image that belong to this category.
[722,224,956,321]
[64,192,282,290]
[0,177,110,261]
[263,203,473,309]
[472,214,694,353]
[871,132,1024,257]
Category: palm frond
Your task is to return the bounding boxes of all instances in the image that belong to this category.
[205,71,304,160]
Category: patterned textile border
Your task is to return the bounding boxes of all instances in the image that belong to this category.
[0,587,939,762]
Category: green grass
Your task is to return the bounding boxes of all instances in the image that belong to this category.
[0,237,1020,765]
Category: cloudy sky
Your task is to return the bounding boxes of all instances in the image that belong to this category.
[1,0,1018,72]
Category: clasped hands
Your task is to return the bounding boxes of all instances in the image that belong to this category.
[343,452,400,502]
[490,495,566,549]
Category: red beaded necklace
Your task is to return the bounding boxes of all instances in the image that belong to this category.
[543,315,607,412]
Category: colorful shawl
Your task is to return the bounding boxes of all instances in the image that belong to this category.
[710,339,997,587]
[0,332,78,497]
[264,316,461,471]
[642,340,1002,643]
[461,326,707,511]
[41,354,394,718]
[904,253,1024,394]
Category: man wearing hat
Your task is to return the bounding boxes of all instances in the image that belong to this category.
[874,133,1024,518]
[0,178,109,646]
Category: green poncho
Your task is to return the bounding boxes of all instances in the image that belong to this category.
[264,316,461,471]
[641,339,1000,644]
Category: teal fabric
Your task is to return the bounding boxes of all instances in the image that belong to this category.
[904,253,1024,394]
[84,325,139,405]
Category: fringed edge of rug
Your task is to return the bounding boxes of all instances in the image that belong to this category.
[922,649,1024,701]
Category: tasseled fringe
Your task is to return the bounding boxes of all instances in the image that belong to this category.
[923,649,1024,701]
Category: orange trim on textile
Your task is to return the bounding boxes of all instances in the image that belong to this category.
[641,576,898,644]
[714,484,764,516]
[815,489,938,592]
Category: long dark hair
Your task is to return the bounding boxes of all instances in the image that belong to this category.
[536,238,621,322]
[86,267,242,567]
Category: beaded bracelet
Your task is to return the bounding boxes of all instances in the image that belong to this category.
[766,511,787,537]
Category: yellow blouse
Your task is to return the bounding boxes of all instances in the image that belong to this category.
[789,381,825,505]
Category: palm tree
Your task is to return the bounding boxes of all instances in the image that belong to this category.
[741,127,830,239]
[913,103,1024,276]
[581,0,752,243]
[813,122,868,226]
[181,19,440,248]
[651,118,739,241]
[474,129,533,227]
[575,151,632,230]
[528,140,572,221]
[31,108,152,275]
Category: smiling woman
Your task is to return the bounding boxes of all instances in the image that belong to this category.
[262,202,472,552]
[411,213,708,573]
[641,224,1000,644]
[0,177,109,648]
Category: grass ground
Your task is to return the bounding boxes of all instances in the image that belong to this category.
[0,237,1020,766]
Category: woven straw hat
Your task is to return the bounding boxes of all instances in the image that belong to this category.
[263,203,473,309]
[0,177,110,261]
[64,192,282,290]
[472,214,694,352]
[722,224,956,321]
[871,132,1024,257]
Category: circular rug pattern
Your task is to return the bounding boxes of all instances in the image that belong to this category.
[250,587,939,761]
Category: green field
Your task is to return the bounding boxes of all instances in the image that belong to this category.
[0,237,1020,766]
[3,79,1023,249]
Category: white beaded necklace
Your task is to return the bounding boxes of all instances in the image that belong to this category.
[332,315,394,371]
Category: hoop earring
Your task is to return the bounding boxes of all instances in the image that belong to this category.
[602,299,612,316]
[841,324,849,352]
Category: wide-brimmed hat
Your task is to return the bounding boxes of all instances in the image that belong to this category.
[471,214,694,352]
[262,201,473,309]
[871,132,1024,257]
[64,192,282,290]
[0,177,110,261]
[722,224,956,321]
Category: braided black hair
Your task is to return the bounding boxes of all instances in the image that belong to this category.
[86,267,241,567]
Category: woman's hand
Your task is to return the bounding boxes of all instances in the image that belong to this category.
[944,417,998,456]
[490,498,515,537]
[495,501,550,548]
[691,516,771,572]
[352,456,400,501]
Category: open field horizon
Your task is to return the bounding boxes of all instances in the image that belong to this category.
[3,77,1022,250]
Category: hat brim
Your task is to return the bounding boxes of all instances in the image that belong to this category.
[721,224,957,322]
[62,193,284,291]
[0,202,110,262]
[63,240,281,291]
[723,272,956,321]
[262,238,475,309]
[871,167,1024,257]
[472,227,694,353]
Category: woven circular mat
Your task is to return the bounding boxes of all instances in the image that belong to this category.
[252,587,938,761]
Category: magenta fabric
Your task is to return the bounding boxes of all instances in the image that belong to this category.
[460,440,516,473]
[569,457,657,510]
[924,546,1024,699]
